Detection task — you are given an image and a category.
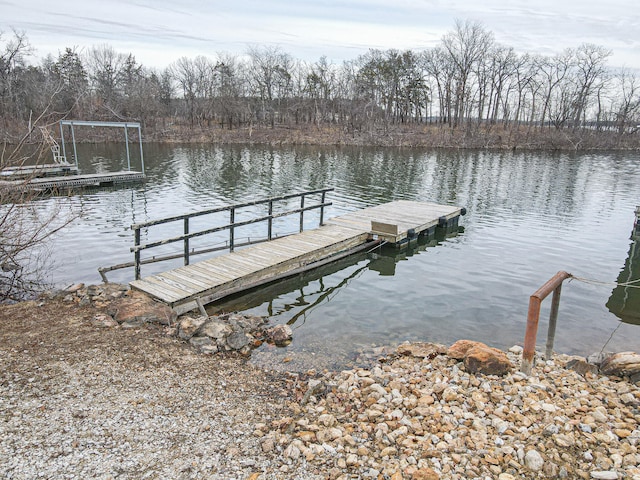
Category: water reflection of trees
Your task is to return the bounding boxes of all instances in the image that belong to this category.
[159,145,639,227]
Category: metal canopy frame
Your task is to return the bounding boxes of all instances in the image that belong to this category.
[59,120,145,174]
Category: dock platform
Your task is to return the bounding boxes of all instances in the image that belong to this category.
[0,171,145,190]
[130,200,464,314]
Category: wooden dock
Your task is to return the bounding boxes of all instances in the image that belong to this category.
[0,171,145,190]
[130,200,464,314]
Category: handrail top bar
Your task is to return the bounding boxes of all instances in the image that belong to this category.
[60,120,141,128]
[131,188,334,230]
[531,270,572,301]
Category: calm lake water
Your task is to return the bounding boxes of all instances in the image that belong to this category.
[30,143,640,370]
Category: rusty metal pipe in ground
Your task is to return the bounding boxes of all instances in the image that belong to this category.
[521,270,571,375]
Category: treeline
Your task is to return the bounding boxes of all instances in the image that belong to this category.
[1,20,640,149]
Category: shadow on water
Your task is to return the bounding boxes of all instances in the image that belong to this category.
[606,227,640,326]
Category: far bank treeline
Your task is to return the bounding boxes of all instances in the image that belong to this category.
[1,20,639,150]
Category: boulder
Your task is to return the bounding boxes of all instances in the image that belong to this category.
[397,342,446,359]
[266,324,293,346]
[199,319,232,340]
[448,340,512,376]
[600,351,640,378]
[178,316,207,340]
[447,339,481,360]
[113,293,177,326]
[464,344,513,376]
[226,331,251,350]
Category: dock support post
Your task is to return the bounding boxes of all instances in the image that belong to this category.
[124,125,131,171]
[229,207,235,252]
[59,122,67,161]
[137,124,145,174]
[184,218,190,265]
[134,227,141,280]
[268,201,273,240]
[320,191,326,225]
[300,195,305,232]
[70,124,78,168]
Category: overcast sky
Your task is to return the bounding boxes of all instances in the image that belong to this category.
[2,0,638,69]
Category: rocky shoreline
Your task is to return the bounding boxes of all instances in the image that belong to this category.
[1,283,639,479]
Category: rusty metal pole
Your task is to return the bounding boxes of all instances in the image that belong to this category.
[522,296,542,375]
[521,271,571,375]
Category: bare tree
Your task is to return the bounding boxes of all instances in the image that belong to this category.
[440,19,494,128]
[1,110,78,301]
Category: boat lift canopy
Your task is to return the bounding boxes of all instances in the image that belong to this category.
[59,120,145,174]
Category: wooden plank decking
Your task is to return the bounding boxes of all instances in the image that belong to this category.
[130,200,463,313]
[0,171,145,190]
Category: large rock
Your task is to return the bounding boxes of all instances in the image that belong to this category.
[447,339,481,360]
[397,342,446,359]
[113,293,177,326]
[226,331,251,350]
[199,319,232,340]
[448,340,512,376]
[266,324,293,346]
[178,316,207,340]
[600,351,640,378]
[464,344,513,376]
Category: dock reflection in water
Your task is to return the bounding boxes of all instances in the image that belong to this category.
[207,226,463,352]
[606,228,640,326]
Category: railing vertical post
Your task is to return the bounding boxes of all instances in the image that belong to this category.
[268,201,273,240]
[320,191,326,226]
[134,227,141,280]
[229,207,235,252]
[522,296,542,375]
[300,194,305,233]
[184,217,190,265]
[545,284,563,359]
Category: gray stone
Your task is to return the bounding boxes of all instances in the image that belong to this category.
[587,351,613,366]
[590,471,619,479]
[178,316,207,340]
[189,336,213,348]
[566,358,598,376]
[266,324,293,346]
[200,320,232,340]
[524,449,544,472]
[226,331,250,350]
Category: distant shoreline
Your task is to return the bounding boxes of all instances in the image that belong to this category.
[6,124,640,154]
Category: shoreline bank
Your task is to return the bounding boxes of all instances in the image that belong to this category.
[1,285,639,479]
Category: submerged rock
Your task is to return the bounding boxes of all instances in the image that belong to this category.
[266,324,293,346]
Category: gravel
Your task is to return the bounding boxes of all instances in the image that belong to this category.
[0,299,322,479]
[1,294,639,480]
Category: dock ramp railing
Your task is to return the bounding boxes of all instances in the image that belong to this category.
[521,270,572,375]
[125,188,334,280]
